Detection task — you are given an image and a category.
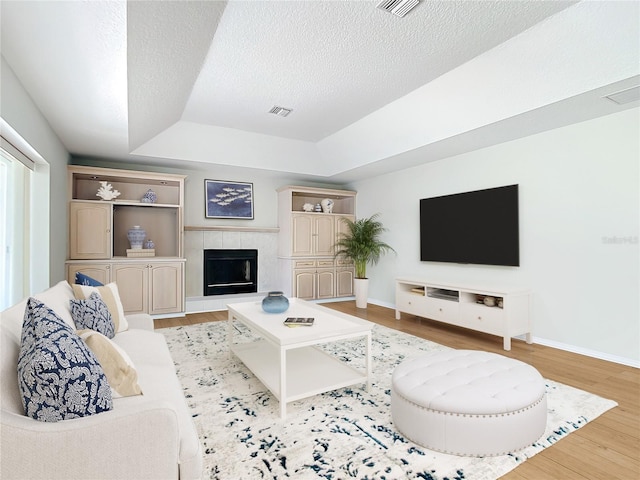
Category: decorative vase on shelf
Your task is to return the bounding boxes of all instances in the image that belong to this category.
[144,239,155,249]
[320,198,334,213]
[127,226,146,249]
[261,291,289,313]
[141,189,157,203]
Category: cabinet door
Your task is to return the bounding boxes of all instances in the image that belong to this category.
[291,214,314,256]
[293,269,316,300]
[314,216,335,256]
[335,215,354,242]
[67,263,111,286]
[316,269,335,299]
[336,268,354,297]
[69,202,111,259]
[112,264,148,315]
[149,263,183,315]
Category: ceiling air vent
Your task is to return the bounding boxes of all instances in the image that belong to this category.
[604,86,640,105]
[377,0,420,17]
[269,106,293,117]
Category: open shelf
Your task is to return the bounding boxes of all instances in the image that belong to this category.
[426,287,459,302]
[231,340,368,403]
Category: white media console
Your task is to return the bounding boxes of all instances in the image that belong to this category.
[395,278,532,350]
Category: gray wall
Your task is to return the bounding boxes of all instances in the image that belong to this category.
[348,108,639,365]
[1,56,69,288]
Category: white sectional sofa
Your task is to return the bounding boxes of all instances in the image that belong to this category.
[0,281,203,480]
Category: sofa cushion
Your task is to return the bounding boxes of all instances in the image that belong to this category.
[112,328,203,476]
[72,283,129,333]
[70,292,115,338]
[17,298,113,422]
[79,329,143,398]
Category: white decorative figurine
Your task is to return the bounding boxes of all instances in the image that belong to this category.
[302,203,314,212]
[96,181,121,201]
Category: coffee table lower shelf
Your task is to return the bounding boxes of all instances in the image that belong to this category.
[231,339,369,412]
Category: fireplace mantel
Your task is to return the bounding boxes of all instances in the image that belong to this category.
[185,225,279,233]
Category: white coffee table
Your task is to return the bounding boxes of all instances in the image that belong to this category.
[227,298,373,419]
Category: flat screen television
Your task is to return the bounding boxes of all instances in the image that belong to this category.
[420,184,520,266]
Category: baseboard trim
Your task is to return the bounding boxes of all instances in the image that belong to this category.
[530,337,639,368]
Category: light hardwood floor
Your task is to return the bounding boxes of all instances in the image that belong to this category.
[155,301,640,480]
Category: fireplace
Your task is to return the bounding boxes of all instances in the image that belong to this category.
[203,249,257,296]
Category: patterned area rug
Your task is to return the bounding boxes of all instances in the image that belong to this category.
[162,320,617,480]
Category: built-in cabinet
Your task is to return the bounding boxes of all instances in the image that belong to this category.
[277,186,356,300]
[66,166,186,316]
[395,278,532,350]
[66,261,183,316]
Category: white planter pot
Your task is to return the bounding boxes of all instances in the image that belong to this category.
[353,278,369,309]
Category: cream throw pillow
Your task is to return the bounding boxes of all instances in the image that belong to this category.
[72,283,129,333]
[78,329,143,398]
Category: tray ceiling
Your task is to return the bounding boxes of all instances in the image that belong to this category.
[1,1,638,181]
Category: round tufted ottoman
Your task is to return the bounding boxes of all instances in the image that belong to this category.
[391,350,547,456]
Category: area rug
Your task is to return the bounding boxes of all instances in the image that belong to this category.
[162,321,617,480]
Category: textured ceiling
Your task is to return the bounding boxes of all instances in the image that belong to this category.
[1,1,638,182]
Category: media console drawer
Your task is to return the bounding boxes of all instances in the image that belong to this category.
[396,293,427,316]
[460,304,504,336]
[424,298,459,323]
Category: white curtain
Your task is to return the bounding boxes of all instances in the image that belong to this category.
[0,146,31,310]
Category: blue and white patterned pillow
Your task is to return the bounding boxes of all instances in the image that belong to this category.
[17,298,113,422]
[70,292,115,339]
[75,272,103,286]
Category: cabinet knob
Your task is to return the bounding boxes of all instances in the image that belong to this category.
[477,316,482,320]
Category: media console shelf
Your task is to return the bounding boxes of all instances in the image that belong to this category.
[395,278,531,350]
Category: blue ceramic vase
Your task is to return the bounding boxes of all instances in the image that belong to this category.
[262,291,289,313]
[127,226,146,249]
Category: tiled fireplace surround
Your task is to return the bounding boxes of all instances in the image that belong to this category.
[184,227,280,313]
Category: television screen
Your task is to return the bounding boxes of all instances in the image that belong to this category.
[420,185,520,266]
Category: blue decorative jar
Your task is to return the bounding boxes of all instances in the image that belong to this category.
[141,189,157,203]
[262,291,289,313]
[127,225,146,249]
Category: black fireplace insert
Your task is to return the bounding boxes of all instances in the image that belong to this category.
[203,249,257,296]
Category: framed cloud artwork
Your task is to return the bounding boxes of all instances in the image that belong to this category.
[205,179,254,219]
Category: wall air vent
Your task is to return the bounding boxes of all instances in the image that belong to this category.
[604,86,640,105]
[377,0,420,17]
[269,106,293,117]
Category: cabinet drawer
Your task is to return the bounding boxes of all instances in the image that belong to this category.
[293,260,316,268]
[460,304,504,335]
[396,293,427,316]
[425,298,459,322]
[317,259,335,267]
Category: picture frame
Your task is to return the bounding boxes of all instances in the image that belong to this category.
[205,179,254,219]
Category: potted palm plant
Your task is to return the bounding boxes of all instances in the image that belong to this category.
[334,213,395,308]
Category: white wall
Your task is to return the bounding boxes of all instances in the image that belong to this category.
[1,56,69,288]
[349,108,639,365]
